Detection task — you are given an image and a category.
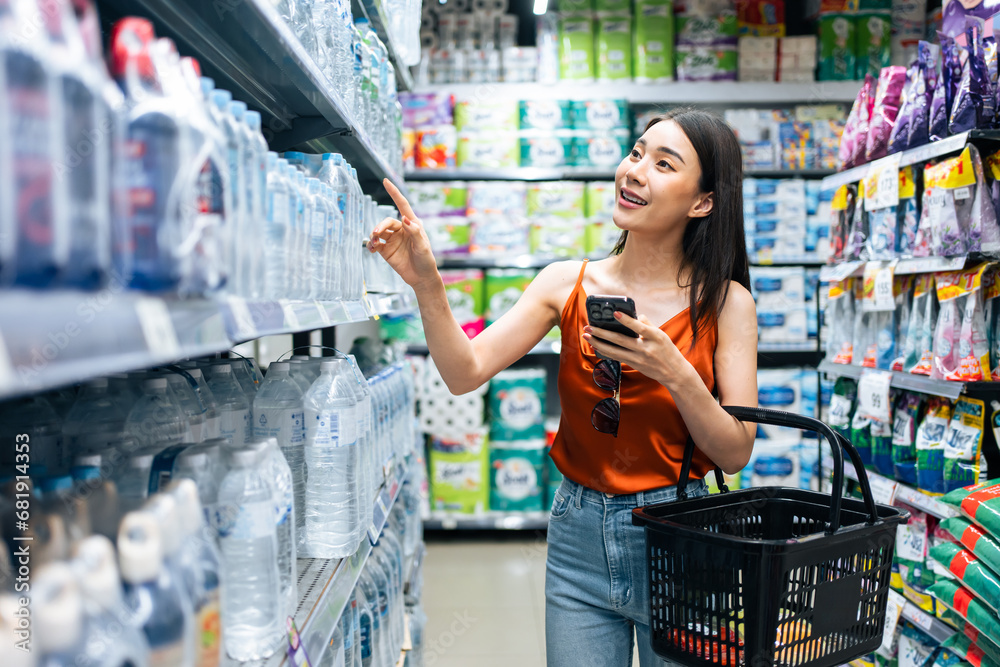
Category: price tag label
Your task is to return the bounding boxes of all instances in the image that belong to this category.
[858,370,893,424]
[278,299,301,329]
[878,590,906,658]
[866,153,902,211]
[315,302,332,326]
[867,473,898,507]
[135,298,181,359]
[227,297,257,340]
[874,260,897,311]
[901,601,935,634]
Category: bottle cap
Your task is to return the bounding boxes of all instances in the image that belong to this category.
[229,100,247,119]
[72,535,122,613]
[141,494,182,557]
[117,511,162,584]
[33,563,83,653]
[269,362,291,374]
[109,17,155,79]
[166,479,203,538]
[246,110,262,131]
[143,377,167,391]
[200,76,215,96]
[39,475,73,495]
[321,360,338,372]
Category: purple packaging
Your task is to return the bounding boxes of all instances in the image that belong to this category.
[839,74,876,169]
[949,25,989,134]
[941,0,1000,40]
[866,66,907,162]
[888,62,919,155]
[910,41,939,148]
[399,92,454,129]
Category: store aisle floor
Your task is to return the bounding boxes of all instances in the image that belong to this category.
[421,533,643,666]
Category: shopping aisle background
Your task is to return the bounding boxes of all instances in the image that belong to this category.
[422,534,645,666]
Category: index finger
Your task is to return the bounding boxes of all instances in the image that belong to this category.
[383,179,418,222]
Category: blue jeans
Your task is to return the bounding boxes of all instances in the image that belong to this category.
[545,476,709,667]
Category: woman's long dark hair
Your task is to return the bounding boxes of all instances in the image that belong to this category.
[611,108,750,349]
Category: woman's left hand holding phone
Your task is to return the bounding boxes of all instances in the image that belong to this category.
[369,179,440,291]
[584,311,697,391]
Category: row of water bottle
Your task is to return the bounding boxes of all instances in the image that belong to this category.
[0,3,400,298]
[274,0,416,175]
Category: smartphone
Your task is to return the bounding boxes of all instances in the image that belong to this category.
[586,295,638,360]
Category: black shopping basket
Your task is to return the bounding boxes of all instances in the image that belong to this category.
[631,406,908,667]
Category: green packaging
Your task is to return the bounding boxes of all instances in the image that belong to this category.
[634,1,674,82]
[573,130,631,168]
[408,181,468,217]
[453,98,519,131]
[489,368,547,441]
[527,181,586,219]
[818,13,857,81]
[570,99,630,130]
[559,15,596,82]
[942,517,1000,581]
[597,15,633,81]
[530,217,587,257]
[519,100,572,130]
[456,131,520,169]
[519,131,575,168]
[441,269,485,338]
[485,269,535,325]
[941,634,1000,667]
[675,45,738,81]
[490,441,546,512]
[429,432,490,514]
[556,0,592,11]
[929,579,1000,646]
[594,0,630,12]
[675,12,738,46]
[424,216,471,255]
[930,541,1000,612]
[855,11,891,80]
[585,221,623,255]
[585,181,617,219]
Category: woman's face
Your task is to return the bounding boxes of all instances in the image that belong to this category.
[612,120,712,236]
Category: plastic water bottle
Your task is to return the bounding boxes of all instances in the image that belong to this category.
[301,359,359,558]
[34,563,88,666]
[229,100,253,294]
[165,373,206,443]
[346,355,375,528]
[142,493,198,666]
[317,153,350,300]
[206,364,251,447]
[356,569,383,667]
[173,441,223,526]
[288,355,322,389]
[368,547,397,659]
[217,445,283,661]
[115,449,156,519]
[296,171,312,297]
[71,535,151,667]
[62,378,125,455]
[0,396,64,476]
[253,361,307,548]
[208,89,242,293]
[227,357,262,403]
[265,152,290,298]
[182,367,222,440]
[349,167,365,299]
[168,478,224,667]
[109,19,184,292]
[38,475,91,546]
[119,510,190,667]
[284,160,304,297]
[69,454,120,542]
[341,600,356,667]
[350,587,363,667]
[244,111,269,299]
[250,437,298,623]
[307,178,328,299]
[108,373,139,414]
[125,377,189,450]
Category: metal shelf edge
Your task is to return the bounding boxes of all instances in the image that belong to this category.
[900,601,956,644]
[423,512,550,531]
[817,360,967,400]
[823,455,959,520]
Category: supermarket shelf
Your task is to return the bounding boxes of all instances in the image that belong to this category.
[423,511,549,531]
[899,601,956,644]
[263,454,411,667]
[437,255,605,270]
[823,455,959,520]
[819,256,969,282]
[407,340,561,356]
[817,360,967,400]
[751,254,827,267]
[746,169,836,178]
[413,81,864,104]
[406,168,834,182]
[0,290,413,400]
[758,341,820,353]
[351,0,415,91]
[100,0,407,195]
[820,130,1000,191]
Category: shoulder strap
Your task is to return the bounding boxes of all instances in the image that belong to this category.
[574,259,589,292]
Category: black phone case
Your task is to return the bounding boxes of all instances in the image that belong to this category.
[586,296,639,339]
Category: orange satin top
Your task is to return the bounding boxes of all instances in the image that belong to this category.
[550,259,718,494]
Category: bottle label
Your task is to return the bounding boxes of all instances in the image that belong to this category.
[269,191,289,227]
[197,594,222,667]
[220,408,250,447]
[255,408,305,446]
[359,609,372,659]
[217,500,274,540]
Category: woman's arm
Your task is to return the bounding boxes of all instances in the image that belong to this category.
[370,180,572,395]
[583,282,758,473]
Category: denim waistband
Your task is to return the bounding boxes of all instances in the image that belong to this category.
[559,476,708,509]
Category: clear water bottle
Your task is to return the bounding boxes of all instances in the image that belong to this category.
[253,361,307,544]
[71,535,151,667]
[208,89,243,293]
[118,510,190,667]
[356,569,382,667]
[301,359,359,558]
[217,445,283,661]
[205,364,251,447]
[125,377,189,450]
[182,367,222,440]
[289,354,322,389]
[265,152,290,298]
[33,563,88,666]
[142,493,198,666]
[249,437,298,624]
[295,170,312,298]
[283,160,303,297]
[307,178,328,299]
[355,583,375,667]
[244,110,269,299]
[0,396,64,476]
[165,373,206,443]
[168,478,224,667]
[108,373,139,414]
[341,599,356,667]
[172,440,224,533]
[368,547,397,659]
[69,454,120,542]
[349,167,365,300]
[62,378,125,455]
[350,586,363,667]
[317,153,351,301]
[227,357,262,403]
[347,355,375,528]
[38,475,91,546]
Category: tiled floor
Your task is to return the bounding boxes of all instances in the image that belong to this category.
[420,533,641,666]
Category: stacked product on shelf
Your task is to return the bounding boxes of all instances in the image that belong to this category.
[488,369,549,513]
[0,355,418,665]
[675,0,739,81]
[417,5,530,84]
[817,4,893,81]
[751,266,810,344]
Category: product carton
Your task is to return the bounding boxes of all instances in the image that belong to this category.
[441,269,486,338]
[490,440,546,512]
[489,368,547,441]
[519,100,572,130]
[519,131,576,168]
[429,431,490,514]
[424,216,472,256]
[573,130,631,168]
[818,13,856,81]
[530,217,587,257]
[558,15,596,81]
[597,15,633,81]
[569,99,631,130]
[527,181,586,219]
[408,181,469,218]
[469,215,530,257]
[456,131,520,169]
[453,97,519,131]
[634,1,675,82]
[485,269,535,325]
[676,45,738,80]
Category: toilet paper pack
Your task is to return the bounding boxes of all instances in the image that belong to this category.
[490,440,546,512]
[423,216,472,256]
[441,269,486,338]
[585,220,624,255]
[676,44,738,81]
[742,438,801,489]
[527,181,586,219]
[489,368,547,441]
[597,15,633,81]
[453,97,519,131]
[519,100,572,130]
[456,131,519,169]
[569,99,630,130]
[750,266,806,310]
[558,15,596,81]
[485,269,535,325]
[756,308,808,342]
[756,369,803,439]
[430,431,490,514]
[519,131,575,168]
[585,181,617,219]
[469,214,530,256]
[467,181,527,216]
[634,1,675,82]
[530,217,587,257]
[573,131,631,168]
[408,181,469,218]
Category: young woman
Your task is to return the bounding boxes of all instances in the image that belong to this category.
[370,107,758,666]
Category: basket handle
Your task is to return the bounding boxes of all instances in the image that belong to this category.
[680,406,880,533]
